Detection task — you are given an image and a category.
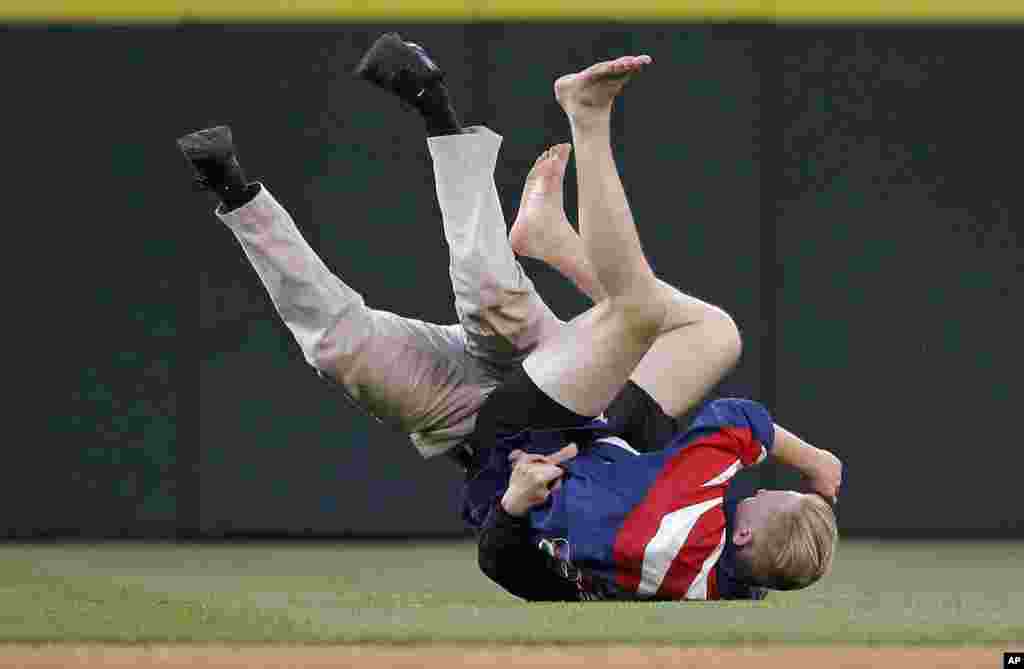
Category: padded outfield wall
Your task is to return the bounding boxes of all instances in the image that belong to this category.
[4,9,1021,538]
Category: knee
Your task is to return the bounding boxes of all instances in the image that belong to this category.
[310,329,344,377]
[706,306,743,370]
[469,284,556,350]
[309,312,375,377]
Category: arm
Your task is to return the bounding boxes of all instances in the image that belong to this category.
[477,502,581,602]
[771,424,843,504]
[691,398,776,467]
[478,447,582,602]
[688,400,843,503]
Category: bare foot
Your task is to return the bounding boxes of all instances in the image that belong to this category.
[510,145,605,301]
[509,144,575,262]
[554,55,653,122]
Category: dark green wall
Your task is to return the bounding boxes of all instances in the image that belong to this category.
[4,24,1019,538]
[771,27,1023,535]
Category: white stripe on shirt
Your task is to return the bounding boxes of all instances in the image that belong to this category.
[596,436,641,456]
[702,459,741,487]
[637,496,723,596]
[686,528,727,600]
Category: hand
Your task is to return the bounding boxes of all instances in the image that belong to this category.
[803,448,843,505]
[501,444,578,517]
[508,443,578,468]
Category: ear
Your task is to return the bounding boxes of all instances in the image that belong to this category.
[733,526,753,547]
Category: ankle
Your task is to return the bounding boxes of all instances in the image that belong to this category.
[417,82,463,137]
[219,183,262,213]
[568,111,612,136]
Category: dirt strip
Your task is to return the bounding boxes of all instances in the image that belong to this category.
[0,645,1014,669]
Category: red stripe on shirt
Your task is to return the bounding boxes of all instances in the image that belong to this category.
[721,427,765,467]
[613,428,761,595]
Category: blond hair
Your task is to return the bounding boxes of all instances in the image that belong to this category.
[749,494,838,590]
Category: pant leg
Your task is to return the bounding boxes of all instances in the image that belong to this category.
[427,126,563,374]
[217,186,490,458]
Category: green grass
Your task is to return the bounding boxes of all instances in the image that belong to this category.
[1,540,1021,644]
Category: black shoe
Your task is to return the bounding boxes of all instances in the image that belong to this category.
[353,32,445,107]
[177,125,246,193]
[178,125,259,209]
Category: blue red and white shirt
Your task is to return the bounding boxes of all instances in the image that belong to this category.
[471,398,774,601]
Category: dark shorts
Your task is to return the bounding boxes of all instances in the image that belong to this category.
[457,364,683,527]
[472,364,680,456]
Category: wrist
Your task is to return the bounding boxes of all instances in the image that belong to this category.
[568,115,612,138]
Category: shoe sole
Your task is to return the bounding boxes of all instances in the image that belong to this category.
[177,125,234,160]
[352,32,442,86]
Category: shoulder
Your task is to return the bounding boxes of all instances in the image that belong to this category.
[692,398,770,428]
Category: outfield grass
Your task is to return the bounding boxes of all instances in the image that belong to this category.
[1,540,1021,644]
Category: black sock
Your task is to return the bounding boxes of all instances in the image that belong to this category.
[219,183,262,213]
[191,153,260,211]
[416,82,463,137]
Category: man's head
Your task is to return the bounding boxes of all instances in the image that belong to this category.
[732,489,838,591]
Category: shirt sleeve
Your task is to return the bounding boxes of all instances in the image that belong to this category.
[477,502,582,602]
[689,398,775,466]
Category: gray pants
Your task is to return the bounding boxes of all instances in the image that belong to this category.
[217,127,563,458]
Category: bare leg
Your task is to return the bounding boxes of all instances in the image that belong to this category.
[522,56,670,418]
[510,147,741,419]
[559,57,660,303]
[631,287,741,417]
[509,144,607,304]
